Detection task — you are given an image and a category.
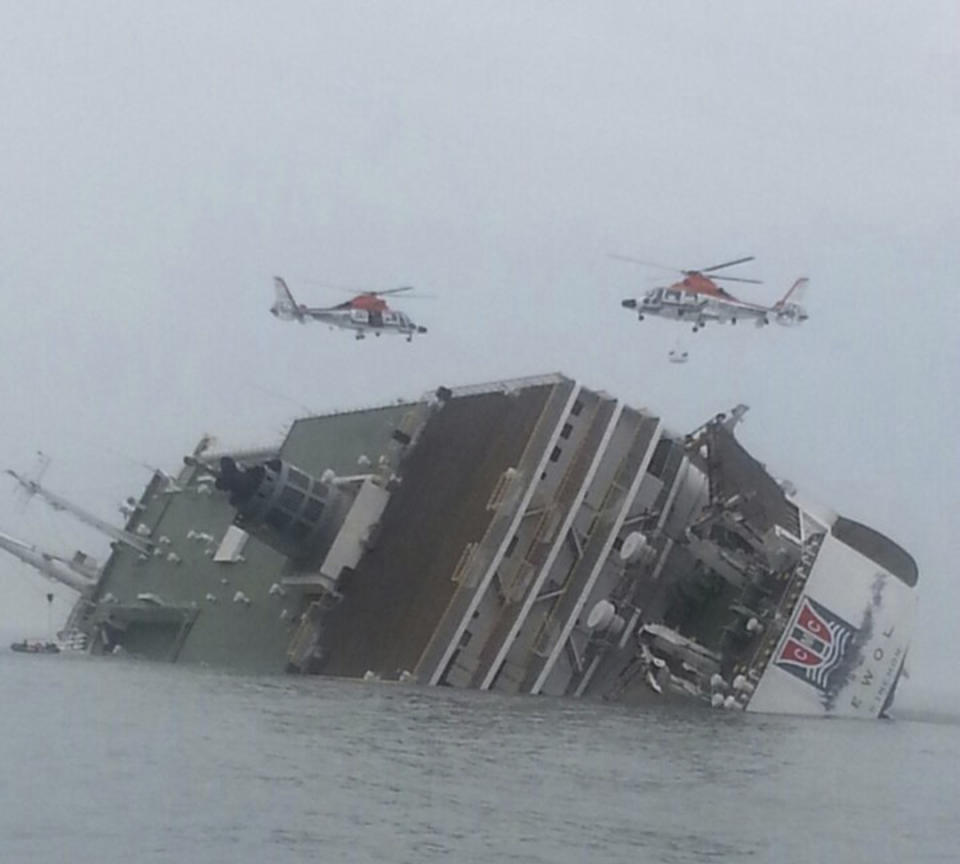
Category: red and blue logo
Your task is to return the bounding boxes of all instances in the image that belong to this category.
[775,597,858,693]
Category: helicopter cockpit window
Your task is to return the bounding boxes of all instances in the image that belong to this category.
[383,311,397,324]
[350,309,369,323]
[665,289,682,302]
[645,288,663,302]
[397,312,410,327]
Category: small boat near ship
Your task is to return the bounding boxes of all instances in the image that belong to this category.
[10,639,60,654]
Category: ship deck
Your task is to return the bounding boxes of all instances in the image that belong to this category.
[317,385,554,678]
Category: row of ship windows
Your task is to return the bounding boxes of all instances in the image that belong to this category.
[541,404,581,480]
[287,467,312,490]
[265,508,315,541]
[276,486,327,520]
[549,420,576,463]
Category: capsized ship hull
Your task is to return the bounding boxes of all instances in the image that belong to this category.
[68,374,917,718]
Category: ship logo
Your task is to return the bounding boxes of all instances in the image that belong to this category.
[774,597,858,693]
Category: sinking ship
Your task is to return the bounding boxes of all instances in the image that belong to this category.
[6,374,917,718]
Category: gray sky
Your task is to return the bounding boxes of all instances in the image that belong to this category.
[1,2,957,703]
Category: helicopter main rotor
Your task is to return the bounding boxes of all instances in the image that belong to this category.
[608,253,763,285]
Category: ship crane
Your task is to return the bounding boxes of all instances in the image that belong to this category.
[0,530,98,595]
[6,468,153,556]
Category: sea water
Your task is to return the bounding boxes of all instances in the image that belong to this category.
[0,651,956,863]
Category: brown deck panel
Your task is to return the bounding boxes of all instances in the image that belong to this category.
[468,397,618,687]
[317,385,554,678]
[411,379,576,681]
[518,414,661,692]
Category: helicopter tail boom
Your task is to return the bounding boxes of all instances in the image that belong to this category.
[773,278,810,325]
[271,277,304,322]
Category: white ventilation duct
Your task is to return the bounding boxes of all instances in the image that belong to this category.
[619,532,655,566]
[586,599,625,636]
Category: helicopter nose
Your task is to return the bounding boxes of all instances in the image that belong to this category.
[269,305,279,317]
[418,326,428,334]
[621,298,637,309]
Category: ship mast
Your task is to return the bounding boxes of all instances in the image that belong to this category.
[6,468,152,555]
[0,530,97,595]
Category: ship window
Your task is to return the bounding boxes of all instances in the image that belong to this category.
[832,517,918,587]
[560,423,573,439]
[266,508,292,531]
[550,446,562,462]
[290,521,311,542]
[505,535,519,558]
[287,468,310,490]
[571,400,584,416]
[278,487,305,511]
[303,497,325,522]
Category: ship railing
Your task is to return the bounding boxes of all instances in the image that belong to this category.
[197,446,281,467]
[430,373,567,401]
[729,559,811,682]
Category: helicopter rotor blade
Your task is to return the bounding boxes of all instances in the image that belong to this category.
[697,256,756,274]
[609,253,762,284]
[372,285,416,296]
[707,275,764,285]
[303,282,418,297]
[607,253,682,273]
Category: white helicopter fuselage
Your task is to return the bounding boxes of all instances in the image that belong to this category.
[270,278,428,340]
[616,257,809,334]
[642,289,769,325]
[625,285,808,331]
[306,307,420,336]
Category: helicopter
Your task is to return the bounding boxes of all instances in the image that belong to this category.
[615,255,809,333]
[270,277,429,341]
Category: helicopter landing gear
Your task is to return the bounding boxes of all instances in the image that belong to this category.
[406,335,413,343]
[731,318,737,325]
[355,332,365,341]
[637,314,644,321]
